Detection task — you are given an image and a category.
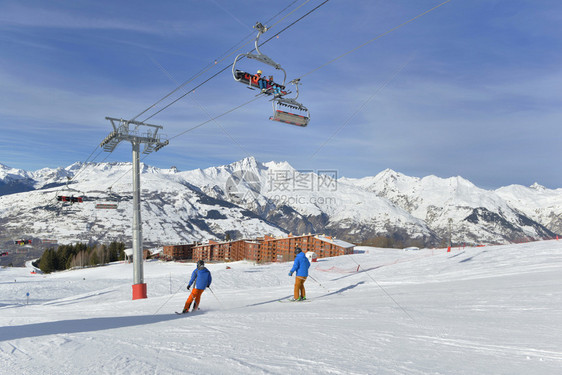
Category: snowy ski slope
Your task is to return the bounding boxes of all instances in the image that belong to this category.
[1,241,561,374]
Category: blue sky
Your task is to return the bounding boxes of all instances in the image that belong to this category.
[1,0,561,189]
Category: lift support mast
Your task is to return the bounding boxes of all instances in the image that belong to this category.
[100,117,169,300]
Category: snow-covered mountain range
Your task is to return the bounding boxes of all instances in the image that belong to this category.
[341,170,560,244]
[0,157,559,249]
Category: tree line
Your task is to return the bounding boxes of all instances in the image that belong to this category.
[33,242,126,273]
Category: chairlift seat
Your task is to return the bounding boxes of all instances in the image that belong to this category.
[234,70,286,91]
[96,203,118,209]
[270,110,309,127]
[232,23,310,126]
[57,196,83,203]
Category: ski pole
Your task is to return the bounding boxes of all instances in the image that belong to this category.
[349,255,415,322]
[308,275,330,292]
[152,282,186,316]
[208,287,224,308]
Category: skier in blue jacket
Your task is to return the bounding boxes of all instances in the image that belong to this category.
[182,260,212,313]
[289,247,310,301]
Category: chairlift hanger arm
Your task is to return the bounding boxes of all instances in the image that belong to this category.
[253,22,268,57]
[232,21,287,85]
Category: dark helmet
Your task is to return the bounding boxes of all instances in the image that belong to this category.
[294,247,302,255]
[197,260,205,268]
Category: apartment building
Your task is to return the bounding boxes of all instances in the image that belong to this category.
[162,243,195,260]
[191,233,354,263]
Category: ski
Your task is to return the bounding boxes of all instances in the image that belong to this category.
[279,298,311,303]
[175,308,202,315]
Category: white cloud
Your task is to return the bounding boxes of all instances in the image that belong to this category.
[0,4,161,34]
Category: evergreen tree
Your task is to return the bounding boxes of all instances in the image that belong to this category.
[56,245,72,271]
[108,242,117,262]
[117,242,126,260]
[38,248,57,273]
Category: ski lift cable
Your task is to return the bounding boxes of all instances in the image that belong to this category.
[210,0,254,32]
[304,2,451,159]
[297,0,451,81]
[139,0,328,123]
[144,56,255,161]
[254,0,330,52]
[131,37,254,123]
[264,0,449,127]
[65,0,313,193]
[60,0,373,195]
[60,0,429,199]
[50,45,255,206]
[310,57,413,160]
[211,0,303,64]
[43,2,446,227]
[266,0,314,30]
[106,96,261,190]
[86,0,329,191]
[51,116,130,200]
[50,149,101,201]
[113,2,331,189]
[130,0,308,123]
[51,140,103,196]
[141,63,234,123]
[50,144,118,213]
[189,95,255,158]
[50,153,114,211]
[169,96,262,141]
[136,37,255,123]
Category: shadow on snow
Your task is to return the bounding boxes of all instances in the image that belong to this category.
[318,281,365,298]
[244,281,366,308]
[0,313,188,342]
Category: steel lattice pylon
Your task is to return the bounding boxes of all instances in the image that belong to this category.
[100,117,169,300]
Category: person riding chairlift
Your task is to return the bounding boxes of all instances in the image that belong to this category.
[256,70,268,91]
[267,75,284,97]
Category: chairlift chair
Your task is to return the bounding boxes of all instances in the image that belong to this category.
[54,177,84,216]
[232,22,310,126]
[56,177,84,204]
[232,22,287,90]
[95,203,117,209]
[95,188,119,209]
[57,196,83,203]
[270,79,310,127]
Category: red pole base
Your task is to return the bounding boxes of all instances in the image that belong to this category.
[132,283,147,300]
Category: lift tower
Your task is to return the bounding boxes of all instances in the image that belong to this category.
[100,117,169,300]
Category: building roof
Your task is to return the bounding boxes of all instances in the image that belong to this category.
[315,235,355,249]
[195,238,258,246]
[192,234,355,249]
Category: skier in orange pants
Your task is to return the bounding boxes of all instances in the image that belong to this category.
[182,260,212,313]
[183,288,204,312]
